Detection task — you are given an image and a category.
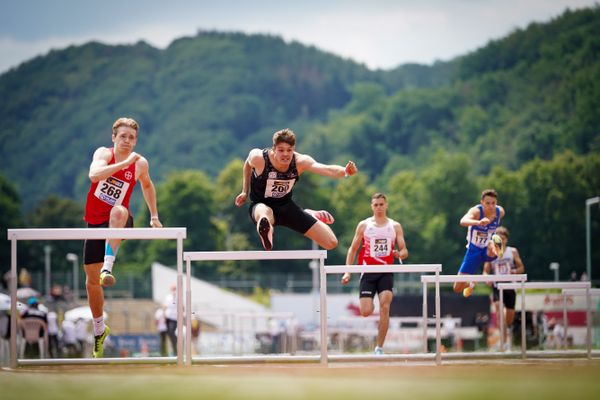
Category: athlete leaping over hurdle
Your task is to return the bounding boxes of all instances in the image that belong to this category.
[235,128,357,250]
[454,188,505,297]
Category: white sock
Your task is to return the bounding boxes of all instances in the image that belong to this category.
[93,316,105,336]
[102,255,115,273]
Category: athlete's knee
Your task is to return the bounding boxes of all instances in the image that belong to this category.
[109,206,129,225]
[319,236,338,250]
[86,277,101,289]
[360,308,373,317]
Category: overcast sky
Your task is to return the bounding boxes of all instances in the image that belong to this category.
[1,0,597,73]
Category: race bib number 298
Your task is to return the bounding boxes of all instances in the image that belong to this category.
[94,176,130,207]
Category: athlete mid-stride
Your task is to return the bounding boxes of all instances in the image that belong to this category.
[83,117,162,357]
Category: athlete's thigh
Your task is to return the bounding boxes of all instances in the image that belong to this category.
[359,274,378,299]
[375,273,394,296]
[458,248,486,274]
[276,201,316,233]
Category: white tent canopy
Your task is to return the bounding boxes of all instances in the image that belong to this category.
[151,262,267,330]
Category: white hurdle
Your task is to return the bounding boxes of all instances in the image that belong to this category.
[7,227,187,368]
[562,288,600,351]
[323,264,442,365]
[183,250,327,366]
[497,281,592,359]
[420,274,527,364]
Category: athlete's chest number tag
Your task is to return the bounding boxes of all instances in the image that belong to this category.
[94,176,130,206]
[265,179,295,198]
[495,260,511,275]
[371,238,391,257]
[474,231,489,246]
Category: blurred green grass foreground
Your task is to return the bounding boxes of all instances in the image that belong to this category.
[2,359,600,400]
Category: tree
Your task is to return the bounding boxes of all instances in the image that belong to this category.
[0,175,23,287]
[122,170,222,275]
[25,195,84,271]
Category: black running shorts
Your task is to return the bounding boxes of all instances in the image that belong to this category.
[249,200,317,234]
[83,216,134,264]
[359,273,394,298]
[492,287,516,309]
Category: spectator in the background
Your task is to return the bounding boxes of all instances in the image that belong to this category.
[21,297,47,322]
[75,318,89,356]
[61,318,79,357]
[20,297,48,357]
[154,307,168,356]
[18,268,32,288]
[569,271,578,281]
[163,284,178,355]
[46,310,60,358]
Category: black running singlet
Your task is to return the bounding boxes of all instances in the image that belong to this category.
[250,148,300,206]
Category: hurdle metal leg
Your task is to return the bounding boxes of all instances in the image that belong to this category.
[520,283,526,359]
[319,257,328,365]
[499,289,505,351]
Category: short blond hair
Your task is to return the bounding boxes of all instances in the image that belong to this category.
[112,117,139,136]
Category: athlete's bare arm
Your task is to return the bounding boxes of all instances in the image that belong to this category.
[88,147,140,183]
[460,206,489,227]
[392,222,408,261]
[512,248,525,274]
[498,206,506,220]
[341,220,367,285]
[235,148,264,207]
[295,153,357,178]
[136,157,162,228]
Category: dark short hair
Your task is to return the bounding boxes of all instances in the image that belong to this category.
[481,188,498,199]
[372,193,387,201]
[273,128,296,147]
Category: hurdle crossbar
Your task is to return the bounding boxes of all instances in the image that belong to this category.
[322,263,441,363]
[562,288,600,296]
[420,274,527,364]
[497,281,592,359]
[7,227,186,240]
[325,264,441,274]
[7,227,186,369]
[420,274,527,283]
[184,249,327,366]
[497,282,590,291]
[184,250,325,261]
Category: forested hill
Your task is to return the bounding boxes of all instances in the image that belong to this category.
[1,6,599,211]
[302,6,600,181]
[0,31,452,209]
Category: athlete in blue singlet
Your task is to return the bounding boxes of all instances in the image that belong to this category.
[454,189,505,297]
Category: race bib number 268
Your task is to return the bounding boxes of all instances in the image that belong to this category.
[94,176,130,207]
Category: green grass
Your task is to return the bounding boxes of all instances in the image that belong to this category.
[2,360,600,400]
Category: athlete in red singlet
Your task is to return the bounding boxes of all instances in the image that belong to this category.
[83,117,162,358]
[342,193,408,355]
